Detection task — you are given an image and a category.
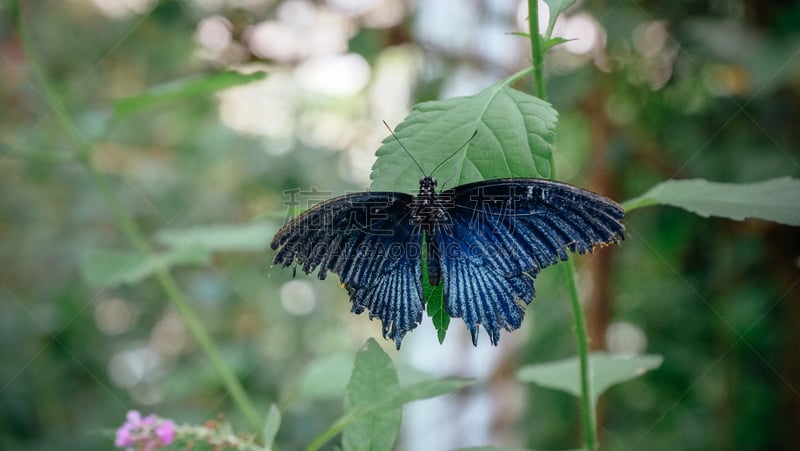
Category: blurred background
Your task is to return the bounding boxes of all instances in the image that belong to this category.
[1,0,799,450]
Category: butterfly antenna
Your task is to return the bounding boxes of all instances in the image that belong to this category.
[430,129,478,177]
[383,121,427,177]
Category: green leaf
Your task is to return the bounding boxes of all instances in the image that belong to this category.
[308,340,473,451]
[112,70,268,117]
[422,239,448,343]
[517,353,662,400]
[542,36,574,52]
[370,82,557,193]
[395,362,437,386]
[262,404,281,449]
[623,177,800,226]
[543,0,578,36]
[80,246,210,288]
[296,354,354,400]
[155,222,275,253]
[455,448,547,451]
[343,339,401,451]
[508,31,531,38]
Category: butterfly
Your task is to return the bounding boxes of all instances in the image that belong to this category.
[271,131,624,348]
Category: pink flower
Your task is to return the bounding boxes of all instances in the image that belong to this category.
[155,420,176,444]
[114,410,177,449]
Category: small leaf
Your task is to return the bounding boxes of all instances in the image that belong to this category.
[155,222,275,253]
[112,70,268,117]
[422,240,449,343]
[508,31,531,38]
[80,246,210,288]
[296,354,354,400]
[342,339,401,451]
[309,340,474,451]
[313,376,473,450]
[455,448,548,451]
[262,404,281,449]
[371,82,557,193]
[543,0,578,35]
[541,36,574,52]
[623,177,800,226]
[517,353,663,400]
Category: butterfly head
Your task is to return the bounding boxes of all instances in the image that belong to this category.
[419,176,437,197]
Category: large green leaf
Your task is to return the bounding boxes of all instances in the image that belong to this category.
[623,177,800,225]
[517,353,662,401]
[342,339,402,451]
[112,70,267,117]
[155,222,275,253]
[370,82,557,193]
[309,339,474,451]
[456,448,556,451]
[80,246,210,288]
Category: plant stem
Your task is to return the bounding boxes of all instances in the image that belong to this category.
[528,0,547,101]
[527,1,598,449]
[11,1,263,434]
[562,261,597,450]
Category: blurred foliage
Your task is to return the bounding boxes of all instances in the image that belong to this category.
[1,1,799,451]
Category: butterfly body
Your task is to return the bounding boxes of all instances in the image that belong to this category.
[271,176,624,348]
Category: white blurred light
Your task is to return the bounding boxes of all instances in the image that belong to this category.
[632,21,677,90]
[516,0,549,35]
[633,20,670,57]
[415,0,475,51]
[474,20,523,69]
[218,68,296,138]
[326,0,379,15]
[343,141,379,186]
[195,15,233,54]
[438,65,499,99]
[248,1,352,61]
[94,297,137,335]
[277,0,317,26]
[190,0,269,12]
[298,110,357,150]
[129,383,164,405]
[295,53,371,97]
[369,45,418,123]
[361,0,405,28]
[248,21,299,61]
[606,321,648,355]
[151,311,189,357]
[280,280,317,315]
[90,0,155,19]
[561,13,602,55]
[108,346,160,388]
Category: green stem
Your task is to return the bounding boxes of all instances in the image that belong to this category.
[10,1,263,434]
[526,1,597,450]
[562,261,598,450]
[528,0,547,100]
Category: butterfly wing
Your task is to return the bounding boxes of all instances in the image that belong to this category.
[431,178,625,345]
[271,192,423,347]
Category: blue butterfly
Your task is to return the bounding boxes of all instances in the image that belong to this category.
[271,134,624,348]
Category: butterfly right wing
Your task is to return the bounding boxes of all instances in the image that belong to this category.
[271,192,423,347]
[431,178,624,345]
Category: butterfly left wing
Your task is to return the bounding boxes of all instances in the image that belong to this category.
[271,192,423,347]
[431,178,625,345]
